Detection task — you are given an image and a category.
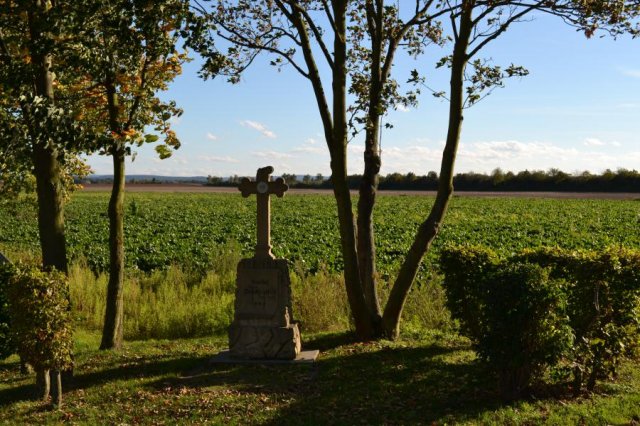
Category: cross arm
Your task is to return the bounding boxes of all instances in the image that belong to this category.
[269,177,289,198]
[239,178,257,198]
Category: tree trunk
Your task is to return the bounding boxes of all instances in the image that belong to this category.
[331,153,374,338]
[54,370,62,406]
[331,0,374,339]
[381,2,474,339]
[100,76,126,350]
[49,369,63,407]
[100,146,125,349]
[32,145,68,273]
[357,123,382,320]
[36,368,50,402]
[28,3,68,274]
[356,1,384,322]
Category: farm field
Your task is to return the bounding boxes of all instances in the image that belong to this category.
[0,192,640,274]
[1,192,639,275]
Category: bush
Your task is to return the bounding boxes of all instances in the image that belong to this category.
[441,246,574,399]
[0,263,16,360]
[7,265,74,403]
[518,247,640,392]
[443,245,640,398]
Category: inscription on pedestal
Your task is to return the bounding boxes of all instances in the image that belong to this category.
[236,269,279,320]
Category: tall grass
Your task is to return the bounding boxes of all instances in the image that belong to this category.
[69,244,241,340]
[290,265,352,333]
[68,244,451,341]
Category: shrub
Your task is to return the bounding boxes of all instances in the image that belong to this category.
[7,265,74,404]
[441,246,574,399]
[0,263,16,360]
[518,247,640,393]
[443,245,640,398]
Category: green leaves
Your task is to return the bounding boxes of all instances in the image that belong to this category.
[463,59,529,108]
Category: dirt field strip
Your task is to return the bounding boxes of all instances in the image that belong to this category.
[79,183,640,199]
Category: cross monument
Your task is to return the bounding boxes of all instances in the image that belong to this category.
[226,166,308,360]
[238,166,288,259]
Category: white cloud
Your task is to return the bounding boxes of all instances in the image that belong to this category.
[456,140,626,173]
[620,68,640,79]
[201,155,239,163]
[206,132,218,141]
[365,140,638,175]
[252,150,293,159]
[292,146,325,154]
[348,143,365,154]
[395,104,410,112]
[240,120,277,139]
[583,138,623,148]
[379,145,442,174]
[617,103,640,109]
[305,137,318,145]
[584,138,605,147]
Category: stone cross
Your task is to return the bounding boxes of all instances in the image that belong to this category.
[238,166,288,259]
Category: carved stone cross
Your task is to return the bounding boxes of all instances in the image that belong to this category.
[238,166,288,259]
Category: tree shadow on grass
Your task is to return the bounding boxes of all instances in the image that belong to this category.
[303,331,359,351]
[68,354,213,390]
[0,353,211,408]
[267,345,503,425]
[143,341,510,424]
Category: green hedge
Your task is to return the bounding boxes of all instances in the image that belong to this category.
[441,246,640,398]
[517,247,640,392]
[441,246,573,399]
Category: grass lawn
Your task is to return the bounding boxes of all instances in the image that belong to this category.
[1,330,639,425]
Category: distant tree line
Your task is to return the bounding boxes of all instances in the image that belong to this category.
[206,168,640,192]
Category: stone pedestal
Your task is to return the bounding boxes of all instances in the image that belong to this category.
[229,257,301,359]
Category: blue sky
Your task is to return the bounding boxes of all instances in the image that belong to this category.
[87,12,640,177]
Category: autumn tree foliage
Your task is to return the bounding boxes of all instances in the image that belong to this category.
[70,0,188,350]
[189,0,638,340]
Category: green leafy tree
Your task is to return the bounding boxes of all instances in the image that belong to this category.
[383,0,638,337]
[189,0,638,340]
[0,0,97,273]
[189,0,446,338]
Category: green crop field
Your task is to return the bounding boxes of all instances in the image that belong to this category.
[1,192,638,276]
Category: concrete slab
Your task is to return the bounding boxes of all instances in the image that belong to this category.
[209,349,320,365]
